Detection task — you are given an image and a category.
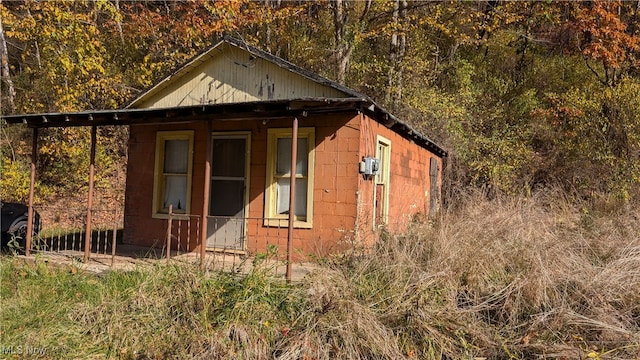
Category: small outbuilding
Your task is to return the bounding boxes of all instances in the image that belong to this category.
[3,38,446,266]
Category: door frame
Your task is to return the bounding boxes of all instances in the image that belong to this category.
[207,131,251,251]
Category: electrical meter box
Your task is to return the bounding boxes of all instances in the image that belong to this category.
[359,157,380,176]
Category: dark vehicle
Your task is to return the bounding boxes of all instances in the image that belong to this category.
[1,201,40,249]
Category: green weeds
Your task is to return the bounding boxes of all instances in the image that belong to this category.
[0,257,305,359]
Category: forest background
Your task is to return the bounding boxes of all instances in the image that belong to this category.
[1,0,639,205]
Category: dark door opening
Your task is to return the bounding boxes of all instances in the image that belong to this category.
[207,134,249,250]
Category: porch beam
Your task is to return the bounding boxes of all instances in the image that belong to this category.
[84,126,97,262]
[25,127,38,256]
[2,99,366,128]
[286,116,299,282]
[200,120,212,270]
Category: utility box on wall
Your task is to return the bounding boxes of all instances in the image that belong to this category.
[359,157,380,176]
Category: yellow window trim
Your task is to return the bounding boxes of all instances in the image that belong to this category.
[264,127,315,229]
[373,135,391,228]
[152,130,194,219]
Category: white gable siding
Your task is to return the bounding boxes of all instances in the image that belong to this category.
[135,45,347,109]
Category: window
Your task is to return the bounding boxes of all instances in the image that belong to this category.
[153,131,194,217]
[374,136,391,227]
[264,128,315,228]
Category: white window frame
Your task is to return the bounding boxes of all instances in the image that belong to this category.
[264,127,315,228]
[152,130,194,219]
[373,135,391,228]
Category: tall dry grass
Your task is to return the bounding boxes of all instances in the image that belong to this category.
[276,190,640,359]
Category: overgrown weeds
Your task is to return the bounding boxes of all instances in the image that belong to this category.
[1,190,639,359]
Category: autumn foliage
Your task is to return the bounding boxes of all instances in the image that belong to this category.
[0,0,639,203]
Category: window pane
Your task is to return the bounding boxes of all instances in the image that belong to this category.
[163,175,187,211]
[276,178,307,217]
[376,143,387,183]
[276,138,308,176]
[210,179,244,217]
[164,139,189,173]
[212,138,246,177]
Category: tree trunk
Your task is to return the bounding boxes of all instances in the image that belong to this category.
[0,4,16,113]
[397,0,406,105]
[115,0,125,46]
[331,0,371,84]
[386,0,406,111]
[332,0,349,84]
[25,7,42,69]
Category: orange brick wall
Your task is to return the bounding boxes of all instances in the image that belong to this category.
[124,112,443,258]
[124,121,209,250]
[214,113,361,258]
[124,113,362,259]
[356,115,443,245]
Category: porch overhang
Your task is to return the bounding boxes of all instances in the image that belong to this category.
[2,98,365,128]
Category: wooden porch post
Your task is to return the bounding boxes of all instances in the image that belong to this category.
[84,126,97,262]
[286,117,299,282]
[200,120,212,270]
[26,127,38,256]
[167,204,173,260]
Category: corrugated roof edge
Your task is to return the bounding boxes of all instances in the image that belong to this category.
[1,98,368,125]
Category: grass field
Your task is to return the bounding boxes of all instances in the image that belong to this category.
[1,191,639,359]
